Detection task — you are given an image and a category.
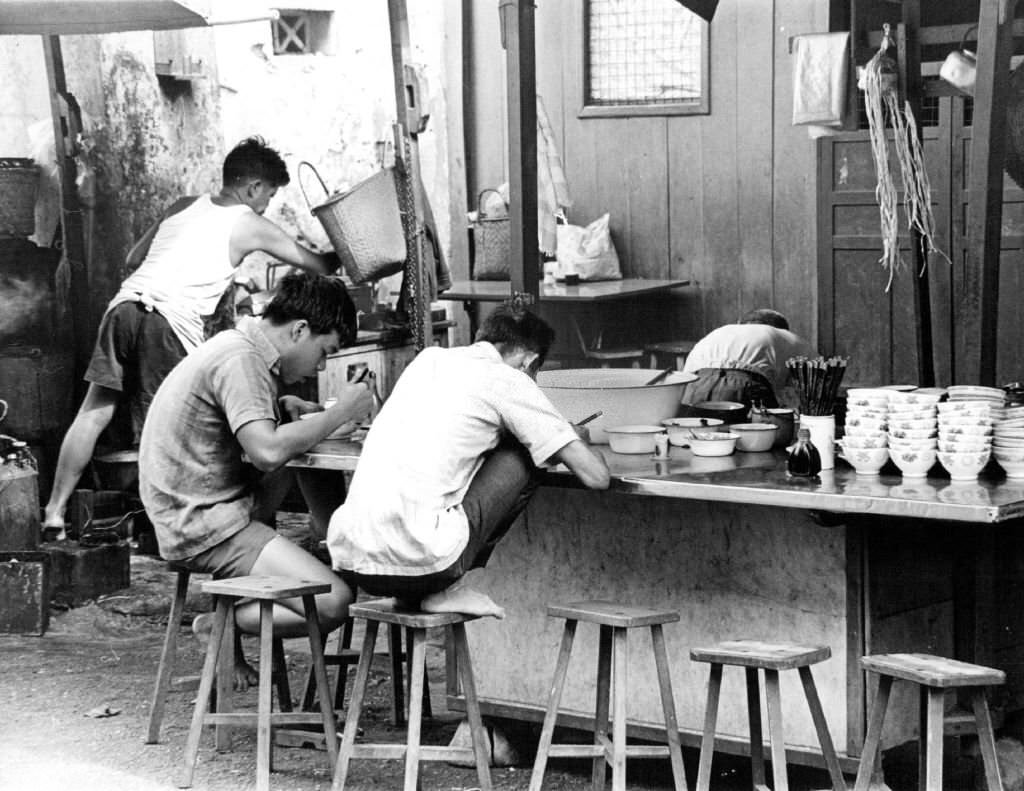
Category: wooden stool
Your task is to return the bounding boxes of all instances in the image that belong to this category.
[853,653,1005,791]
[690,640,846,791]
[146,564,295,746]
[645,340,697,371]
[179,575,338,791]
[331,599,492,791]
[529,600,688,791]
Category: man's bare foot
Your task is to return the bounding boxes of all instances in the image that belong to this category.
[191,613,260,691]
[421,585,505,619]
[41,518,67,542]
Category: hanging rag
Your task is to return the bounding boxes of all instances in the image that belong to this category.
[536,96,572,256]
[791,32,850,131]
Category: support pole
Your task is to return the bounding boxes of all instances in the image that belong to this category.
[388,0,432,351]
[959,0,1019,384]
[42,35,91,384]
[499,0,539,305]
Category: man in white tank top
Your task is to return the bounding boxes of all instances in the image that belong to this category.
[44,137,338,537]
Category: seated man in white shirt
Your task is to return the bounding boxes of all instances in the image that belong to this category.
[326,306,611,618]
[681,308,816,411]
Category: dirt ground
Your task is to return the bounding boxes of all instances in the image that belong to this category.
[0,514,882,791]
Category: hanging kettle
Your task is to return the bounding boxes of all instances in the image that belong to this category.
[939,26,977,95]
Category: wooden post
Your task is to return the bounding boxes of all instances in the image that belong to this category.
[42,35,91,383]
[499,0,539,305]
[387,0,432,352]
[896,8,935,387]
[959,0,1019,384]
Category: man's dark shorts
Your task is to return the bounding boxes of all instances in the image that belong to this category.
[85,300,186,438]
[181,521,279,579]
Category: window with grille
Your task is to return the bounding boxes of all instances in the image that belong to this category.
[271,9,333,55]
[581,0,710,117]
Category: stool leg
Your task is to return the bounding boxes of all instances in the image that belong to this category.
[147,569,189,744]
[853,674,893,791]
[453,622,493,791]
[332,619,379,791]
[919,686,944,791]
[334,618,355,712]
[592,624,613,791]
[695,663,723,791]
[611,627,628,791]
[179,595,231,788]
[650,624,688,791]
[529,619,579,791]
[403,628,427,791]
[256,600,274,791]
[763,669,789,791]
[746,667,766,789]
[971,689,1005,791]
[302,593,339,768]
[389,623,406,726]
[215,611,234,752]
[798,665,847,791]
[272,638,292,712]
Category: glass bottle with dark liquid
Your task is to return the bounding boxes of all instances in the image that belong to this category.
[787,427,821,478]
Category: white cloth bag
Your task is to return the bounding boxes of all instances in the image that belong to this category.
[555,213,621,281]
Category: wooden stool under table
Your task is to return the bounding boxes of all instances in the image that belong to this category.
[178,575,338,791]
[853,653,1005,791]
[690,640,846,791]
[529,600,688,791]
[644,340,697,371]
[331,599,491,791]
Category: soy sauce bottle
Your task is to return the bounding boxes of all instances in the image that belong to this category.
[787,427,821,478]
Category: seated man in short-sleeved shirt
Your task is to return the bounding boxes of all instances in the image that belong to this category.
[326,306,611,618]
[140,272,372,681]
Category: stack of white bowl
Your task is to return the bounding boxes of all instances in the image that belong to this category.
[992,403,1024,478]
[936,385,1003,480]
[841,388,890,474]
[886,390,942,477]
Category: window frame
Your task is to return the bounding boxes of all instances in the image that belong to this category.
[578,0,711,119]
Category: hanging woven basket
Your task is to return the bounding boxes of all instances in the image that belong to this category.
[1005,60,1024,190]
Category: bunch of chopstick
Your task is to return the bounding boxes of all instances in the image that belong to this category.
[786,356,848,416]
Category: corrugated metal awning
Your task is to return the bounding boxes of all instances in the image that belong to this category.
[0,0,277,35]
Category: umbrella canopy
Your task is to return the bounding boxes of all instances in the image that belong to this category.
[0,0,277,35]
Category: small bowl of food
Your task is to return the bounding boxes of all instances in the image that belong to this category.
[605,425,666,454]
[688,431,740,457]
[730,423,778,452]
[687,400,747,425]
[662,417,724,447]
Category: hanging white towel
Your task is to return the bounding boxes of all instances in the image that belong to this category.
[536,96,571,256]
[792,32,850,127]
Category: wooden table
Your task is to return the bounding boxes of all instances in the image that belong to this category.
[290,441,1024,773]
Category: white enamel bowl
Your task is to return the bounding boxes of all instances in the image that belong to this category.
[605,425,666,454]
[730,423,777,452]
[538,369,697,444]
[662,417,724,447]
[688,431,740,457]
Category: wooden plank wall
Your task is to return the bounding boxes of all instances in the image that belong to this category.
[455,0,829,347]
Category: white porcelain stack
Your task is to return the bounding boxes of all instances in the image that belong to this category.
[936,385,1003,480]
[993,403,1024,478]
[885,390,941,477]
[841,388,890,474]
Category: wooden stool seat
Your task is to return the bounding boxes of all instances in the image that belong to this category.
[644,340,697,370]
[332,598,491,791]
[690,640,831,670]
[529,599,688,791]
[179,575,338,791]
[859,652,1006,688]
[692,639,846,791]
[853,653,1005,791]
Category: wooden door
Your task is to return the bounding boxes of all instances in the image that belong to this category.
[818,95,1024,387]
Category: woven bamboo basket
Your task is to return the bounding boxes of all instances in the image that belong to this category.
[0,159,38,238]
